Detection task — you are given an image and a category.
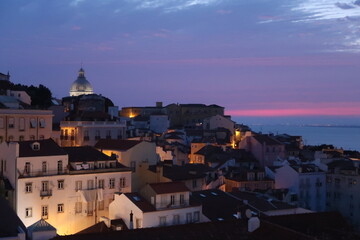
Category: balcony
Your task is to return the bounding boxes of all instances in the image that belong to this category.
[19,169,68,178]
[40,189,52,197]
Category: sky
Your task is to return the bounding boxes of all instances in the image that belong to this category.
[1,0,360,123]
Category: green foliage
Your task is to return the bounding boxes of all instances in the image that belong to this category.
[0,81,53,109]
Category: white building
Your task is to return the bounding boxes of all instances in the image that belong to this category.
[109,182,204,229]
[149,115,169,134]
[273,164,326,211]
[0,139,132,235]
[0,109,53,143]
[59,120,126,147]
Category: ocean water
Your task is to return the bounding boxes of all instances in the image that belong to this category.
[232,117,360,151]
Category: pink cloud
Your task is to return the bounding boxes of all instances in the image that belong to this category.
[72,25,81,31]
[217,9,232,15]
[226,102,360,116]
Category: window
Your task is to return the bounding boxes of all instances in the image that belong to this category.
[8,118,14,128]
[180,194,185,205]
[130,161,136,172]
[120,177,126,188]
[30,135,35,140]
[42,161,47,173]
[109,178,115,189]
[8,136,13,141]
[19,135,24,141]
[0,117,4,128]
[159,216,167,226]
[39,118,46,128]
[25,162,30,174]
[0,136,3,143]
[170,195,175,205]
[19,118,25,131]
[57,160,63,174]
[87,202,93,216]
[98,179,105,189]
[39,135,44,140]
[192,179,197,188]
[106,130,111,139]
[193,211,200,222]
[42,205,48,219]
[87,180,94,190]
[75,181,82,191]
[75,202,82,213]
[98,200,104,210]
[98,162,105,169]
[186,213,192,223]
[42,181,49,192]
[30,118,36,128]
[84,130,89,141]
[58,180,64,190]
[173,215,180,225]
[25,183,32,193]
[136,218,142,228]
[57,204,64,213]
[25,207,32,218]
[95,130,100,140]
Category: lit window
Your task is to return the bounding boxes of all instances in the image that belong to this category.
[25,183,32,193]
[58,180,64,190]
[57,204,64,213]
[25,207,32,218]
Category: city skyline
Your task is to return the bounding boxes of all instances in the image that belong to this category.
[1,0,360,120]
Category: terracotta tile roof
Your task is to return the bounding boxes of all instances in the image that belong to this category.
[94,139,142,151]
[149,182,190,194]
[124,193,156,212]
[161,164,213,181]
[253,135,283,146]
[19,139,67,157]
[51,218,317,240]
[62,146,115,162]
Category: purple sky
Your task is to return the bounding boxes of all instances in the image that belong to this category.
[1,0,360,120]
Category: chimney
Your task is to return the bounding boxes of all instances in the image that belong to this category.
[129,211,134,230]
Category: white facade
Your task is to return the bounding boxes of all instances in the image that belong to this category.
[275,164,326,211]
[0,140,132,235]
[6,90,32,105]
[0,109,53,143]
[203,115,234,133]
[60,120,126,147]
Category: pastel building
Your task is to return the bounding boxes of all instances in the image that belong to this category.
[0,139,131,235]
[109,182,204,229]
[0,109,53,143]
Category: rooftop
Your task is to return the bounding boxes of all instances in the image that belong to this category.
[149,182,190,194]
[95,139,142,151]
[19,139,66,157]
[62,146,115,162]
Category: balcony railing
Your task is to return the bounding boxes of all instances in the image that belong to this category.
[19,169,68,178]
[40,189,52,197]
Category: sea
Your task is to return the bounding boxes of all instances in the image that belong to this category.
[232,116,360,151]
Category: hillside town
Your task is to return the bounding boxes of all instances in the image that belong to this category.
[1,69,360,240]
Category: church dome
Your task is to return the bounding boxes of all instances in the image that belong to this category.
[69,68,94,96]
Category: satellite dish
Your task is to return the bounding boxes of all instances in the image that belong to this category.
[245,209,252,219]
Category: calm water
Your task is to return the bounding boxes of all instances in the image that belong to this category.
[248,124,360,151]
